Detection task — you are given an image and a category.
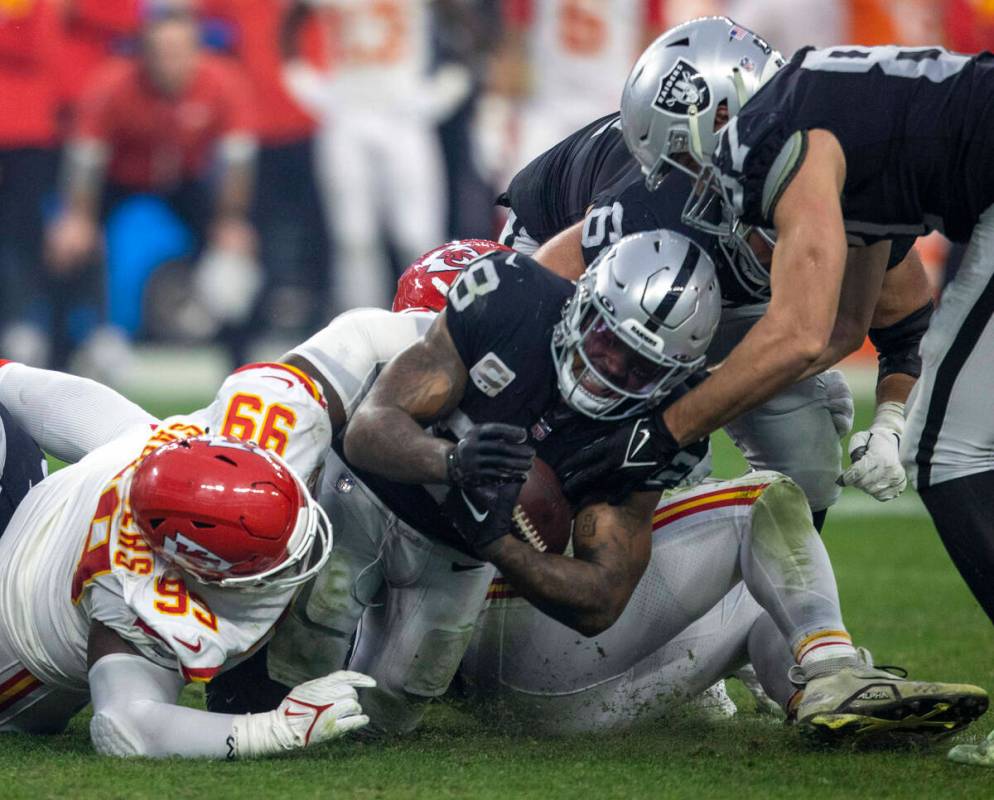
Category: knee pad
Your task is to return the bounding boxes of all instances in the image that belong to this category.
[91,709,142,757]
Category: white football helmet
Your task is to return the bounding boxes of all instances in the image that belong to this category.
[551,230,721,421]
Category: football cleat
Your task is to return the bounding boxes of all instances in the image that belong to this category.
[948,729,994,766]
[791,650,988,743]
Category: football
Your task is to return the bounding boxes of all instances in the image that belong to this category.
[512,457,574,554]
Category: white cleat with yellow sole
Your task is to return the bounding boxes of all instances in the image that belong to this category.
[790,650,988,743]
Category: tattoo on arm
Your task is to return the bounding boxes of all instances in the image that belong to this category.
[343,312,468,484]
[484,491,656,636]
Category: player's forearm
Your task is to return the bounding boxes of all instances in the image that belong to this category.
[663,313,825,446]
[88,653,327,760]
[89,653,235,758]
[482,536,626,636]
[0,362,156,462]
[876,372,915,407]
[93,696,239,758]
[344,404,453,484]
[344,317,467,483]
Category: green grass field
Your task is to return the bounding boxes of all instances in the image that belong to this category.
[4,379,994,799]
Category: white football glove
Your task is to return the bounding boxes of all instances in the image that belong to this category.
[838,401,907,502]
[820,369,855,439]
[232,670,375,757]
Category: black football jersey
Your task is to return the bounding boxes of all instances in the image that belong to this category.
[581,169,916,307]
[499,112,633,244]
[349,250,708,553]
[712,45,994,245]
[581,168,771,306]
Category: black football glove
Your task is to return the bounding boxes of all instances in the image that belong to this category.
[560,412,683,505]
[442,479,524,556]
[446,423,535,487]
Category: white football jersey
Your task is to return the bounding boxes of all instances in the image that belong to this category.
[0,364,332,692]
[190,362,332,483]
[286,307,434,420]
[526,0,654,116]
[320,0,431,105]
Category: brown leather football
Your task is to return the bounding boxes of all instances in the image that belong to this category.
[512,457,574,554]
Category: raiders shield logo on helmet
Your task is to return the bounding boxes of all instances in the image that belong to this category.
[653,59,711,116]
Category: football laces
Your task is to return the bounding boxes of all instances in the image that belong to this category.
[512,505,547,552]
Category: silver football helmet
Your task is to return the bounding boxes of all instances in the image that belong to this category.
[551,230,721,421]
[620,16,784,188]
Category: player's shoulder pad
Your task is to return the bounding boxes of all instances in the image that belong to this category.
[714,114,800,226]
[445,250,573,368]
[445,250,572,326]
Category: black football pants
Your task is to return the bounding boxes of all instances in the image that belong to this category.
[919,470,994,624]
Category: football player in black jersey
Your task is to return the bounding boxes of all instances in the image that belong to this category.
[495,18,931,534]
[615,18,994,764]
[341,232,987,743]
[345,233,720,638]
[497,112,631,255]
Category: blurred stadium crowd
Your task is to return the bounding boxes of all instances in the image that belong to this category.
[0,0,988,382]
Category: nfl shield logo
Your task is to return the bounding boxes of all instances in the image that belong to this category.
[653,59,711,116]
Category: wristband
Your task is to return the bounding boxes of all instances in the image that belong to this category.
[871,401,906,435]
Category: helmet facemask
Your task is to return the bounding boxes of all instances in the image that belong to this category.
[211,486,332,593]
[552,269,707,421]
[717,221,775,301]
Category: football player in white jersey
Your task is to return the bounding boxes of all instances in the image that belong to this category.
[282,0,470,311]
[0,402,373,756]
[498,0,664,168]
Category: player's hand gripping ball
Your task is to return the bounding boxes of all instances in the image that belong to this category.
[444,457,573,556]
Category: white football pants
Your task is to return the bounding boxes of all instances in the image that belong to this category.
[459,472,831,734]
[902,203,994,490]
[267,449,494,736]
[314,111,447,312]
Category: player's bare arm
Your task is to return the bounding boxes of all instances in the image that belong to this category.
[662,129,849,446]
[796,240,890,381]
[866,247,933,405]
[837,245,934,500]
[344,311,467,484]
[480,490,657,636]
[533,220,587,280]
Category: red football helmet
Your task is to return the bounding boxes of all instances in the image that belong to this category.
[392,239,511,313]
[129,436,330,590]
